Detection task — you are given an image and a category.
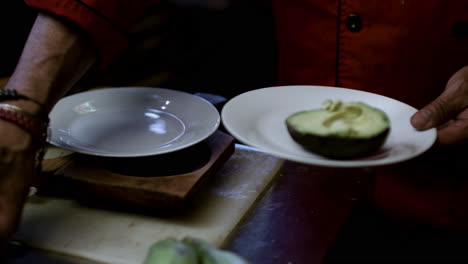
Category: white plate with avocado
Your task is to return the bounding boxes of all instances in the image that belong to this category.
[221,85,437,168]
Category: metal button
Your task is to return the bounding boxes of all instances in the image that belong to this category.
[453,21,468,39]
[345,14,362,33]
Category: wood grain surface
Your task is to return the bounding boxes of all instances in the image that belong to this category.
[39,130,235,212]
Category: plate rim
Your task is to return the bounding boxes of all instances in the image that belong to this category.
[221,85,437,168]
[47,87,220,157]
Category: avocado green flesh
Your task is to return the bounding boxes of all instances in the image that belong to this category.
[286,102,390,159]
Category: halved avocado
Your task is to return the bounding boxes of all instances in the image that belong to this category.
[286,100,390,159]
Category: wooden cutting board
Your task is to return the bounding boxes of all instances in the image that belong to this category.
[38,130,236,212]
[13,145,283,264]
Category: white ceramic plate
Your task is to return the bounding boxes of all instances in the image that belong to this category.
[48,87,220,157]
[221,85,437,168]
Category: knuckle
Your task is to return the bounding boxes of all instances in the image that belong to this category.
[429,97,452,122]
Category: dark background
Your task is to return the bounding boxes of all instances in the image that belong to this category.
[0,0,277,99]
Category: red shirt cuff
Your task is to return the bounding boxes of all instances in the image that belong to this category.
[24,0,128,68]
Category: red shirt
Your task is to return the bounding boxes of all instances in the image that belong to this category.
[274,0,468,109]
[24,0,159,67]
[274,0,468,230]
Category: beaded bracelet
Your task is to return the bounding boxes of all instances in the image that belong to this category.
[0,89,45,107]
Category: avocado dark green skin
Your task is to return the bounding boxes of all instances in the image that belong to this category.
[286,124,390,159]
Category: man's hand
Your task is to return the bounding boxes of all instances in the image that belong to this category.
[411,66,468,145]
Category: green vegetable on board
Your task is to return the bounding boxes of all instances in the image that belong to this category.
[144,237,249,264]
[144,237,198,264]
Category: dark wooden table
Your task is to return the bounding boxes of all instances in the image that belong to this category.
[9,150,468,264]
[226,159,468,264]
[226,162,373,264]
[4,108,468,263]
[8,157,468,263]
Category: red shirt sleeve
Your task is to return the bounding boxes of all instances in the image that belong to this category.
[24,0,159,68]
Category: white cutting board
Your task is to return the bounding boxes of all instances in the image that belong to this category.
[13,145,283,264]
